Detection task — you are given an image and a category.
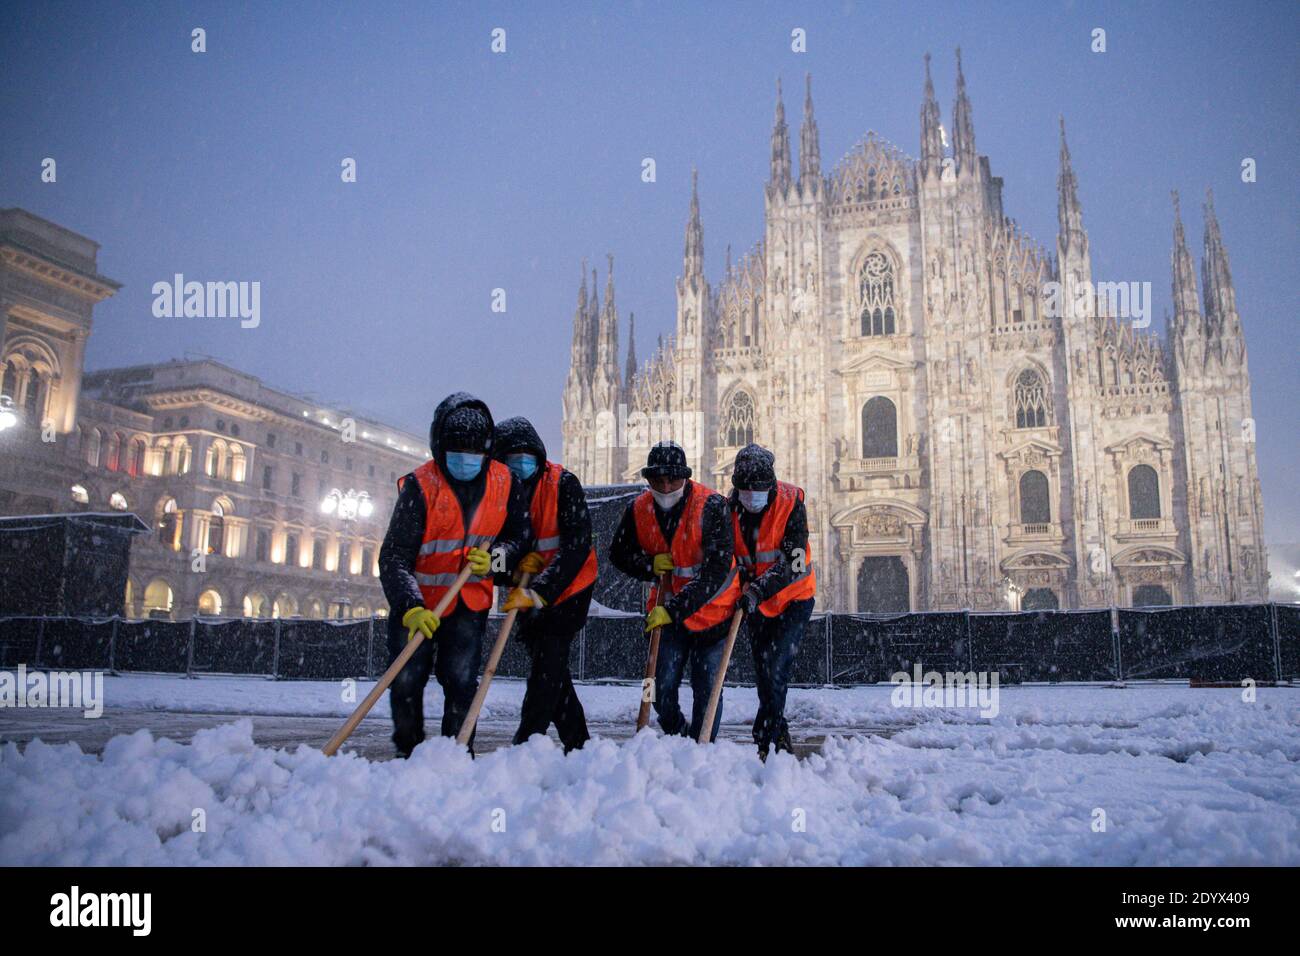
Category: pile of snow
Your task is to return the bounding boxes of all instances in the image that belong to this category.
[2,686,1297,865]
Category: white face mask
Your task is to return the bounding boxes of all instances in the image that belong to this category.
[650,485,685,510]
[739,489,770,513]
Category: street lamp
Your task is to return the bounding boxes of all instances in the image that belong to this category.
[319,488,373,521]
[0,396,17,432]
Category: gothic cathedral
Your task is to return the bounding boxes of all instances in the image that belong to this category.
[561,52,1268,613]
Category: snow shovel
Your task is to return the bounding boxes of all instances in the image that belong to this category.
[635,573,671,732]
[455,572,533,746]
[696,606,746,744]
[322,563,475,756]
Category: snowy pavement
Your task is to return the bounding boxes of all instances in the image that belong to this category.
[1,674,1298,865]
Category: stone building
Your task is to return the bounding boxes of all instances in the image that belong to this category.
[561,54,1269,612]
[0,207,426,620]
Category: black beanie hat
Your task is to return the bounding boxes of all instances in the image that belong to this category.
[641,440,692,480]
[731,443,776,490]
[442,406,491,453]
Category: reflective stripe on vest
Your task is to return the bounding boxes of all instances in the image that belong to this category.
[529,461,598,605]
[730,480,817,617]
[408,457,511,614]
[632,481,741,632]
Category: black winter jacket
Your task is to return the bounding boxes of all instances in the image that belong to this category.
[609,480,734,624]
[492,416,594,635]
[729,488,809,604]
[379,393,529,637]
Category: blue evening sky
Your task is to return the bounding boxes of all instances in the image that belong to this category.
[1,1,1296,540]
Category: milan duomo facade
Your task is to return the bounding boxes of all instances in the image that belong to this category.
[562,53,1269,613]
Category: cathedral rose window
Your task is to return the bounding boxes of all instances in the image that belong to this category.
[859,252,897,336]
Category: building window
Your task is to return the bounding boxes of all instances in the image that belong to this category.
[1013,369,1049,428]
[369,464,375,478]
[361,546,374,576]
[105,432,123,471]
[859,252,897,336]
[295,441,303,456]
[216,418,226,432]
[128,438,146,477]
[312,539,325,570]
[719,391,755,447]
[291,473,302,497]
[71,484,89,505]
[85,428,102,467]
[267,432,277,449]
[285,533,300,567]
[262,465,273,490]
[158,498,179,548]
[861,396,898,459]
[207,501,226,555]
[231,423,240,437]
[346,457,353,472]
[1127,464,1161,520]
[109,491,129,511]
[256,528,270,562]
[1018,470,1051,524]
[0,361,16,400]
[321,450,329,465]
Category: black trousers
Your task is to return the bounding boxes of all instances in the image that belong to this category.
[387,606,487,756]
[512,614,589,752]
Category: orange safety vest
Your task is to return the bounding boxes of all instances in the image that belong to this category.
[529,461,598,604]
[403,457,511,614]
[632,481,741,632]
[731,481,817,617]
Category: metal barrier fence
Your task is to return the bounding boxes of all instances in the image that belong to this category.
[1,603,1296,684]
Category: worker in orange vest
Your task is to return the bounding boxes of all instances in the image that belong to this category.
[378,392,530,758]
[491,416,597,753]
[728,444,816,760]
[610,440,741,741]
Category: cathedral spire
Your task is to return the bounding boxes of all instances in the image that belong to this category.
[569,258,594,377]
[951,47,976,171]
[798,73,821,188]
[769,77,792,192]
[1200,187,1238,340]
[624,311,637,393]
[920,52,944,176]
[683,168,704,280]
[598,253,619,378]
[1057,116,1086,255]
[1170,191,1201,334]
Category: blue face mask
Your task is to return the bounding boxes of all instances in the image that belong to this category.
[445,451,484,481]
[739,489,771,513]
[506,453,539,482]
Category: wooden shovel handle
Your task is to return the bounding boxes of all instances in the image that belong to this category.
[635,573,670,732]
[696,606,745,744]
[456,573,532,746]
[323,563,475,756]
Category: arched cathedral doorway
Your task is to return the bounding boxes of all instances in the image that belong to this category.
[857,556,909,613]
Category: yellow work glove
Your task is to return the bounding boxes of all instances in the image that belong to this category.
[466,546,493,576]
[402,607,440,642]
[503,587,546,612]
[518,551,547,575]
[652,553,675,576]
[645,605,672,632]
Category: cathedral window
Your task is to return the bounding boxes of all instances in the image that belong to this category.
[1012,369,1049,428]
[1127,464,1161,520]
[1018,470,1051,525]
[859,252,897,336]
[719,391,755,447]
[861,396,897,459]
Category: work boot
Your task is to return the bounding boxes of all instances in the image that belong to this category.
[773,724,794,756]
[757,741,770,763]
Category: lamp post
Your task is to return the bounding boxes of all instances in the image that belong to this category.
[319,488,374,521]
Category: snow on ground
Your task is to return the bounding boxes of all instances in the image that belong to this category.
[1,675,1298,865]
